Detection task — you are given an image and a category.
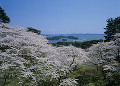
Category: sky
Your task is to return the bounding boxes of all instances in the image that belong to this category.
[0,0,120,34]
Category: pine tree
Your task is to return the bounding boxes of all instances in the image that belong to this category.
[0,6,10,23]
[27,27,41,34]
[104,17,120,41]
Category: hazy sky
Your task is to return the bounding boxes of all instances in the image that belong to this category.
[0,0,120,34]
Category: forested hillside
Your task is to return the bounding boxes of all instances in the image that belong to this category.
[0,23,88,86]
[0,23,120,86]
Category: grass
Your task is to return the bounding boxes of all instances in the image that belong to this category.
[68,63,120,86]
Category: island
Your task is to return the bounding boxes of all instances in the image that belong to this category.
[46,36,78,40]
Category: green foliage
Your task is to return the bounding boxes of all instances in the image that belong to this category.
[20,77,33,86]
[52,42,72,46]
[51,39,103,49]
[38,78,58,86]
[27,27,41,34]
[0,68,21,86]
[69,63,120,86]
[0,45,11,52]
[73,39,103,49]
[104,17,120,41]
[0,6,10,23]
[69,64,102,86]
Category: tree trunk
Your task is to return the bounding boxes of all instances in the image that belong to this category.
[4,76,7,85]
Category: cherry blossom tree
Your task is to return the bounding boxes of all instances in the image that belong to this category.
[0,23,88,86]
[87,33,120,79]
[113,33,120,63]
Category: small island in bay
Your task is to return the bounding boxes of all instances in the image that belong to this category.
[46,36,78,40]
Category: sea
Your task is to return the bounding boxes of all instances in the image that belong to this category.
[42,34,105,43]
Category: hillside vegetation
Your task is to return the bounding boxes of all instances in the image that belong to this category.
[0,24,88,86]
[0,24,120,86]
[51,39,103,49]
